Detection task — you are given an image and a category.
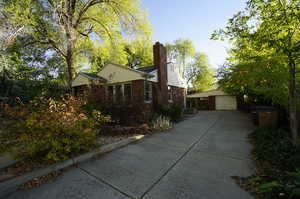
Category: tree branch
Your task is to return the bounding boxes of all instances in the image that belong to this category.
[80,17,113,40]
[47,39,67,58]
[74,0,106,28]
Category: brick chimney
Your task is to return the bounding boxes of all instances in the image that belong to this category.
[153,42,168,106]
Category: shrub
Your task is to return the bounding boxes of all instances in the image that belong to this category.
[250,128,296,171]
[246,128,300,198]
[3,96,110,162]
[155,104,183,122]
[0,79,67,106]
[82,99,112,116]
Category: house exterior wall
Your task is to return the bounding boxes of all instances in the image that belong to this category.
[74,85,89,97]
[98,63,145,84]
[132,80,146,104]
[89,85,106,102]
[108,79,154,125]
[72,74,91,87]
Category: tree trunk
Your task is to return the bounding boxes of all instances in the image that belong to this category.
[65,0,75,94]
[288,56,298,142]
[66,48,74,88]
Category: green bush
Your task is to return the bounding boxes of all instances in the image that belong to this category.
[82,100,112,116]
[3,96,110,161]
[247,128,300,198]
[250,128,296,171]
[155,104,183,122]
[0,79,67,105]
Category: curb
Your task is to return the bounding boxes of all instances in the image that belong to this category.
[0,158,19,173]
[0,135,145,198]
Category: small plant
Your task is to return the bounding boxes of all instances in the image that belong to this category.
[151,115,173,131]
[155,104,183,122]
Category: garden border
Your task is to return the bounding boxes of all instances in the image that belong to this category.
[0,134,145,198]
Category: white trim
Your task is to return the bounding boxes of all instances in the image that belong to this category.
[122,84,125,101]
[168,86,173,103]
[144,80,152,103]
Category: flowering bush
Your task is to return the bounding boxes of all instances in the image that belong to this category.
[2,96,111,161]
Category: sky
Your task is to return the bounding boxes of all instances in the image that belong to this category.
[141,0,248,68]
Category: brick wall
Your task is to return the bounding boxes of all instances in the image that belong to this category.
[90,85,106,102]
[132,80,145,104]
[153,42,168,107]
[108,80,154,125]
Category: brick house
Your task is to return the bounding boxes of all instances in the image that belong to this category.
[72,42,187,123]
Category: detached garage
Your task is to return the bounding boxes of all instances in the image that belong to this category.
[187,89,237,110]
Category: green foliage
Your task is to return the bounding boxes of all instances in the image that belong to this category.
[89,37,153,72]
[0,78,67,105]
[247,128,300,198]
[212,0,300,105]
[155,104,183,123]
[249,170,300,199]
[2,96,110,161]
[2,0,152,86]
[166,38,196,77]
[187,53,216,92]
[166,39,216,90]
[251,128,296,170]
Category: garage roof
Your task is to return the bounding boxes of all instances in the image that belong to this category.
[187,89,229,98]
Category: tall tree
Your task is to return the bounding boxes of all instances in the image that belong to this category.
[185,53,215,91]
[124,37,153,68]
[212,0,300,139]
[166,38,196,77]
[2,0,150,89]
[88,36,153,72]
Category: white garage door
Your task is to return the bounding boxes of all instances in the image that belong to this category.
[215,96,237,110]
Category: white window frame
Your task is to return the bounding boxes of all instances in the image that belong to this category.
[168,86,173,102]
[144,80,152,103]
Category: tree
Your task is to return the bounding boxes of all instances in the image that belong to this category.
[88,36,153,72]
[166,38,196,77]
[185,53,215,91]
[212,0,300,139]
[124,37,153,68]
[2,0,150,89]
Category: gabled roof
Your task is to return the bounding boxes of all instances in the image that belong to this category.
[136,66,156,73]
[105,62,154,78]
[79,72,107,82]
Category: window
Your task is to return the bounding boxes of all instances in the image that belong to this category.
[115,85,123,102]
[168,86,173,102]
[107,86,114,102]
[144,81,152,103]
[124,83,132,101]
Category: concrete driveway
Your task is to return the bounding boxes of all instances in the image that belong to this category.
[4,111,255,199]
